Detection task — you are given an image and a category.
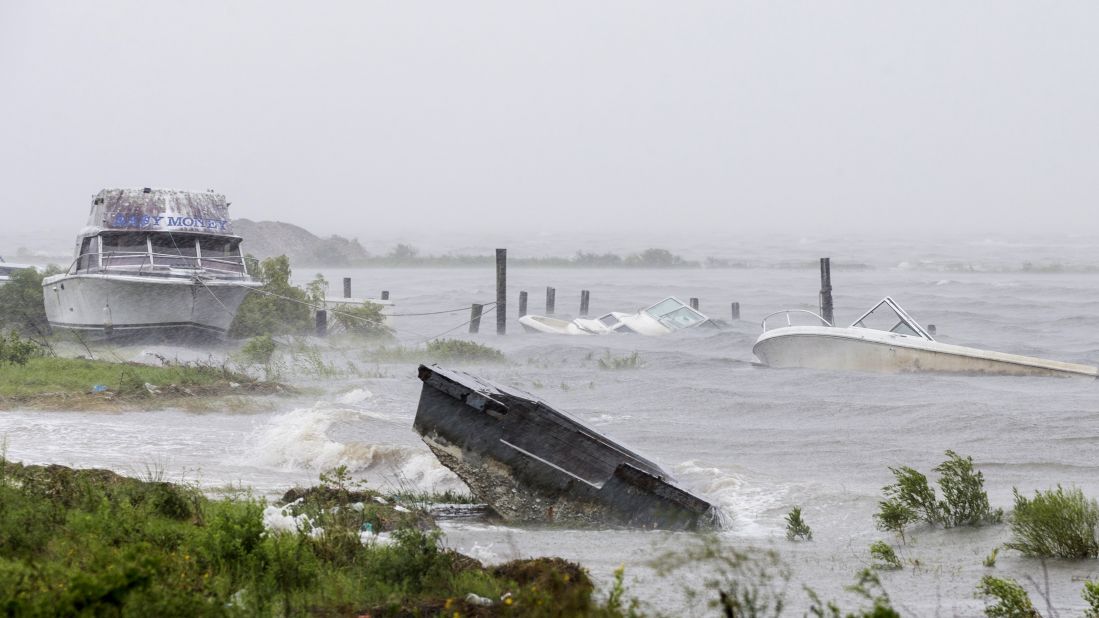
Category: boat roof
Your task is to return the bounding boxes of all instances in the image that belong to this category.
[83,188,239,237]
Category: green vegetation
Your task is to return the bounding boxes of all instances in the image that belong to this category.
[784,506,812,541]
[240,334,276,366]
[331,301,391,338]
[0,356,276,408]
[875,450,1000,538]
[0,265,60,337]
[653,536,790,617]
[1005,485,1099,559]
[367,339,506,364]
[975,576,1038,618]
[0,460,622,617]
[983,547,999,568]
[868,541,902,570]
[0,330,45,366]
[806,569,900,618]
[597,350,644,370]
[229,255,312,338]
[1085,580,1099,617]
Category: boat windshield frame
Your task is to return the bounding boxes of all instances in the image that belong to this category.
[850,296,935,341]
[643,297,708,330]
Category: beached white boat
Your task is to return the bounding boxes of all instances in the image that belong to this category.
[43,188,260,339]
[753,296,1098,377]
[0,258,36,285]
[519,296,714,336]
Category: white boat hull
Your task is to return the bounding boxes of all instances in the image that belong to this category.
[753,326,1098,378]
[43,273,258,339]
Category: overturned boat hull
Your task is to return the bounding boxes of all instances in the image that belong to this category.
[414,365,716,530]
[754,326,1098,377]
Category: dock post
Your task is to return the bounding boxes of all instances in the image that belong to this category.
[469,303,483,334]
[730,302,741,321]
[546,287,556,315]
[381,290,389,300]
[315,310,328,336]
[343,277,351,299]
[518,290,528,317]
[820,257,834,326]
[689,297,700,311]
[495,248,507,334]
[580,290,590,316]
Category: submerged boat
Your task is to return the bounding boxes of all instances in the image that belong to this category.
[754,296,1098,377]
[519,296,715,335]
[43,188,260,340]
[414,364,718,530]
[0,258,36,285]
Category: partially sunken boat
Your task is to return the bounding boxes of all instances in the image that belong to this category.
[519,296,716,336]
[754,296,1098,377]
[43,188,260,339]
[414,365,717,529]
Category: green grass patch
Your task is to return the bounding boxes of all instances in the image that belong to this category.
[0,460,617,617]
[366,338,506,364]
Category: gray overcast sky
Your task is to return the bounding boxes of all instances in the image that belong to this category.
[2,1,1097,242]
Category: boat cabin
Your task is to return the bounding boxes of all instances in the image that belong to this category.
[643,297,711,331]
[69,188,248,278]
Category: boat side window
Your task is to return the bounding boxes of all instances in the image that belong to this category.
[645,298,686,318]
[200,238,244,273]
[76,237,97,272]
[598,314,620,327]
[101,232,149,268]
[149,234,198,268]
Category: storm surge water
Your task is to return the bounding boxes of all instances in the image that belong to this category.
[4,234,1099,613]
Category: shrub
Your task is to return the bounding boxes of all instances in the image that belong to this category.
[598,350,643,370]
[1084,580,1099,618]
[976,576,1038,618]
[0,266,60,336]
[936,450,1001,527]
[785,506,812,541]
[869,541,902,570]
[424,339,505,362]
[240,334,276,365]
[331,301,391,338]
[875,451,999,537]
[0,330,44,366]
[1006,485,1099,559]
[229,255,312,338]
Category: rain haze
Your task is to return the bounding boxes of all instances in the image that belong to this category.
[3,1,1099,248]
[6,3,1099,616]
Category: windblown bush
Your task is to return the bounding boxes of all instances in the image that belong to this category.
[331,301,391,338]
[0,265,60,336]
[976,576,1038,618]
[1006,485,1099,559]
[229,255,312,338]
[875,451,1000,537]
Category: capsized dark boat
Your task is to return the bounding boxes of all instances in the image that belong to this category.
[414,364,719,530]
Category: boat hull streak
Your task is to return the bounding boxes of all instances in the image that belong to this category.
[414,365,717,530]
[754,327,1098,378]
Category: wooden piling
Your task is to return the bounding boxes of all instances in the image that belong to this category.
[469,303,483,334]
[381,290,389,300]
[819,257,834,326]
[343,277,351,299]
[689,297,700,311]
[580,290,590,316]
[315,310,328,336]
[730,302,741,321]
[495,249,507,334]
[519,291,528,317]
[546,287,556,315]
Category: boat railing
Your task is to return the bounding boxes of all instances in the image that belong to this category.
[760,309,833,332]
[65,251,250,279]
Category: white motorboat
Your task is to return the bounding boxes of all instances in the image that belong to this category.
[753,296,1098,377]
[43,188,260,340]
[519,296,715,336]
[0,258,36,285]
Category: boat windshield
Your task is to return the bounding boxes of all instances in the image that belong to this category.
[850,297,934,341]
[644,297,708,330]
[598,313,621,328]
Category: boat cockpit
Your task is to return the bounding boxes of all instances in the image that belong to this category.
[643,297,711,331]
[71,231,248,278]
[850,297,934,341]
